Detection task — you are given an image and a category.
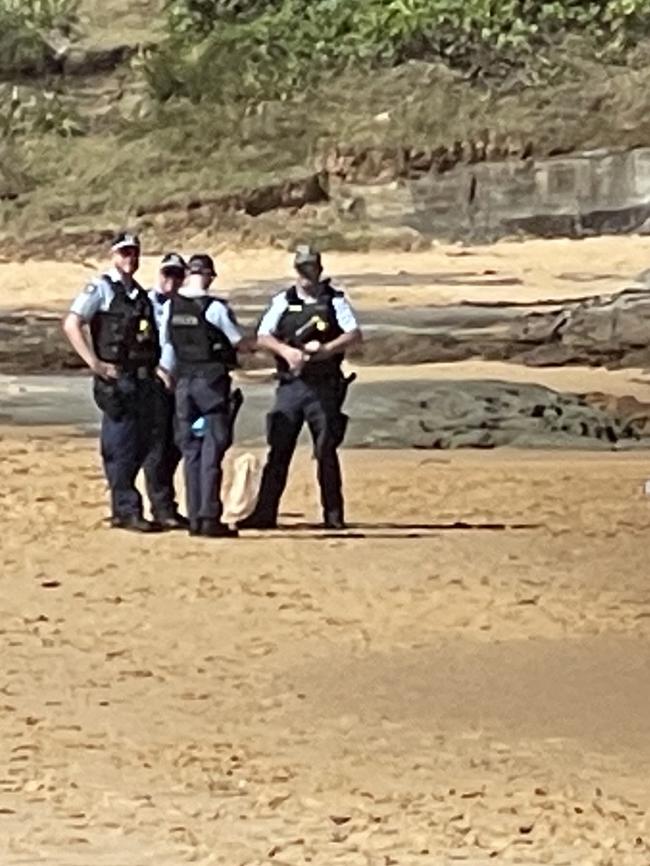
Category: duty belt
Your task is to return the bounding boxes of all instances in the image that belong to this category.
[121,363,156,379]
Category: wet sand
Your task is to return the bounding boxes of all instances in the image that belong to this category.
[2,429,650,864]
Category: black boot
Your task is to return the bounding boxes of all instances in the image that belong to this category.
[156,511,190,531]
[201,519,239,538]
[237,513,278,530]
[323,511,346,530]
[111,515,162,534]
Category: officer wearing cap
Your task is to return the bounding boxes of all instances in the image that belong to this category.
[240,245,362,530]
[159,253,253,538]
[142,252,189,529]
[63,231,166,533]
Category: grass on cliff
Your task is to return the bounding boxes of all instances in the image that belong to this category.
[3,0,650,251]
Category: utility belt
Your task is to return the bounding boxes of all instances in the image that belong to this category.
[92,366,158,420]
[120,362,157,379]
[176,359,229,380]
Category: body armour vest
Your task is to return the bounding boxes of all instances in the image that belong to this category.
[274,282,344,381]
[90,277,159,369]
[169,295,236,374]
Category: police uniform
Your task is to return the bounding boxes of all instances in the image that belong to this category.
[142,253,187,526]
[69,250,162,529]
[159,255,244,538]
[242,265,359,529]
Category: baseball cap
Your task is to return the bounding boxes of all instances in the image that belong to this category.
[294,244,321,268]
[111,231,140,252]
[187,254,217,276]
[160,252,187,273]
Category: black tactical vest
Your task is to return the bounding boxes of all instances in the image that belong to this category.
[90,277,159,369]
[274,282,344,381]
[169,295,236,375]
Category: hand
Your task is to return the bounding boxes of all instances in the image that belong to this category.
[91,360,118,380]
[303,341,330,361]
[156,367,174,391]
[283,346,307,372]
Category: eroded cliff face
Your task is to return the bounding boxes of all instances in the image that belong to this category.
[323,146,650,242]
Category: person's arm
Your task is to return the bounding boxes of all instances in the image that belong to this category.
[207,300,259,356]
[256,295,305,371]
[311,329,362,358]
[62,286,117,379]
[304,295,363,359]
[156,302,176,389]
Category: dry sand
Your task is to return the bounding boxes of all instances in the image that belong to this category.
[2,429,650,865]
[3,238,650,863]
[3,234,650,312]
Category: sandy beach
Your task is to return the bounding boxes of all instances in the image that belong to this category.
[2,237,650,864]
[3,235,650,313]
[2,430,650,865]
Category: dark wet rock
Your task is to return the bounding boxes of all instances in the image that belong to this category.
[346,380,646,450]
[4,285,650,375]
[2,374,647,450]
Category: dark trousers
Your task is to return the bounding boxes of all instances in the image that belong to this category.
[175,370,232,523]
[253,377,345,525]
[143,387,182,519]
[97,374,159,520]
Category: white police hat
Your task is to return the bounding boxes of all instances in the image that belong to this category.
[160,252,187,272]
[111,231,140,252]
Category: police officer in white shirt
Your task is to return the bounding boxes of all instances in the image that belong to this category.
[239,245,362,531]
[63,231,166,533]
[158,254,254,538]
[143,252,188,529]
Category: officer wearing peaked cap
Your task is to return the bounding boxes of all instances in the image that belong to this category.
[158,253,255,538]
[63,232,168,532]
[240,245,362,531]
[142,252,189,530]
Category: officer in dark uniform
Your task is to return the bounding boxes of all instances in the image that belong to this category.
[143,252,189,529]
[63,231,167,532]
[240,245,362,530]
[159,254,253,538]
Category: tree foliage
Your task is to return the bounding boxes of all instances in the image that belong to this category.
[148,0,650,102]
[0,0,80,76]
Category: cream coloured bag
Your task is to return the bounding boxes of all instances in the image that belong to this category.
[222,453,262,524]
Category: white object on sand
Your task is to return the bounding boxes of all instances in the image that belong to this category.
[223,453,262,525]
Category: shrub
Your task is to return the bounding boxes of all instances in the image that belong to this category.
[0,0,80,76]
[146,0,650,103]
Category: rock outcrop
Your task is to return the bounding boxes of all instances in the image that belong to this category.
[4,285,650,374]
[345,379,647,450]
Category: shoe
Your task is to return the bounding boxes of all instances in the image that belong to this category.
[237,515,277,530]
[188,521,202,537]
[323,518,346,530]
[200,519,239,538]
[156,512,190,531]
[111,515,162,533]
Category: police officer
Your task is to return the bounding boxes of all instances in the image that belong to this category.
[63,231,166,532]
[159,254,252,538]
[142,252,189,529]
[240,245,362,530]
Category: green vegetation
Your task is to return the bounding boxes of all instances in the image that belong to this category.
[0,0,80,74]
[2,0,650,252]
[149,0,650,102]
